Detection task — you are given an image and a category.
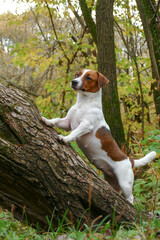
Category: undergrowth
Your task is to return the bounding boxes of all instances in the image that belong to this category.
[0,206,160,240]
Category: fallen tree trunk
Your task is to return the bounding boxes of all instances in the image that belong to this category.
[0,84,139,230]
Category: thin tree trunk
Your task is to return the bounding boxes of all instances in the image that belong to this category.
[79,0,97,44]
[0,85,139,230]
[136,0,160,126]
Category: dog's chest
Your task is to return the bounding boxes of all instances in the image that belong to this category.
[70,105,89,130]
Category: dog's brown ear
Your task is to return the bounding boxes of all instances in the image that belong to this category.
[97,72,109,88]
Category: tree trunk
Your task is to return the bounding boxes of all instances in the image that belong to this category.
[0,85,139,230]
[136,0,160,126]
[96,0,126,147]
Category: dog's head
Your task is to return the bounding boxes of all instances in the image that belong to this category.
[71,69,109,93]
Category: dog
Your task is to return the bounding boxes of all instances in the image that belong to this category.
[42,69,156,204]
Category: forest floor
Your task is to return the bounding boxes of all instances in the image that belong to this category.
[0,201,159,240]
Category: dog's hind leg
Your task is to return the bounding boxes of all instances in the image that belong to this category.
[115,160,134,204]
[120,183,134,204]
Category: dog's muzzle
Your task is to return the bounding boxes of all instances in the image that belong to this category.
[71,79,79,89]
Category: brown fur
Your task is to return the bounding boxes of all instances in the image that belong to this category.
[81,71,100,93]
[103,172,121,192]
[96,126,127,161]
[93,159,121,192]
[97,72,109,88]
[75,70,109,93]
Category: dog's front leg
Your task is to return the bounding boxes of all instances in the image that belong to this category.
[41,116,71,131]
[59,120,93,143]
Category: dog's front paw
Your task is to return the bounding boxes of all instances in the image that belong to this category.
[41,116,48,125]
[41,117,59,127]
[58,135,71,143]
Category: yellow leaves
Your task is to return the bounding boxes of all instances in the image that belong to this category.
[156,170,160,179]
[37,94,52,107]
[11,37,55,77]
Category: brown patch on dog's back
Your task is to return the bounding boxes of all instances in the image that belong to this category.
[96,126,127,161]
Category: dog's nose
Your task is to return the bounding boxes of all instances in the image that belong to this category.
[71,79,78,87]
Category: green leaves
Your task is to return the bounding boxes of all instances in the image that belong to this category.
[142,129,160,155]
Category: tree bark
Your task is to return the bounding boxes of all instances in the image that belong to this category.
[96,0,126,147]
[136,0,160,126]
[0,84,139,230]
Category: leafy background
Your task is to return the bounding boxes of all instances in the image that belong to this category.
[0,0,159,239]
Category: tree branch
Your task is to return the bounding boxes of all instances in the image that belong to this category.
[67,0,86,29]
[29,6,49,44]
[44,0,70,63]
[79,0,97,44]
[0,74,39,97]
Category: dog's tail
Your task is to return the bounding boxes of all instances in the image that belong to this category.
[133,151,156,168]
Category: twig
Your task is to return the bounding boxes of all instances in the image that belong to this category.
[29,6,49,44]
[44,0,70,63]
[149,0,160,24]
[148,164,159,214]
[0,74,39,97]
[67,0,86,29]
[114,19,145,138]
[113,204,127,226]
[90,215,103,230]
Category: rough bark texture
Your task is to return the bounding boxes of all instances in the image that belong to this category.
[96,0,126,147]
[0,84,139,230]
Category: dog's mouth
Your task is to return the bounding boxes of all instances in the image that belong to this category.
[71,85,85,92]
[71,85,78,91]
[71,80,83,91]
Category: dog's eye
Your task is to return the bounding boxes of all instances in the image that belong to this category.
[86,75,91,80]
[75,73,80,78]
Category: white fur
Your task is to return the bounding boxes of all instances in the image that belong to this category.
[133,151,157,168]
[42,70,156,204]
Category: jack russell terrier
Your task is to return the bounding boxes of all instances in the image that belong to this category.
[42,69,156,204]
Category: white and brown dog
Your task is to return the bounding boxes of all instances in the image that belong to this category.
[42,69,156,204]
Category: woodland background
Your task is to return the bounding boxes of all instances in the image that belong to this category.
[0,0,160,239]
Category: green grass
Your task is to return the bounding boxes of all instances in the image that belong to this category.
[0,206,160,240]
[0,209,41,239]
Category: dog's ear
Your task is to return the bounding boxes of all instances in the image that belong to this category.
[97,72,109,88]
